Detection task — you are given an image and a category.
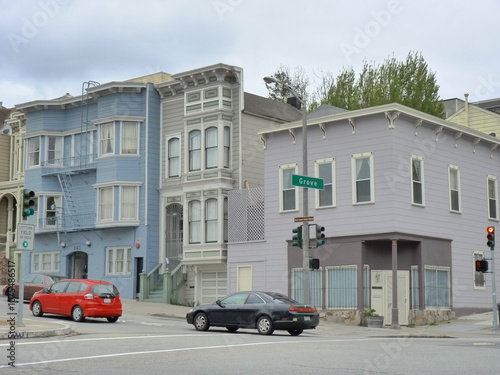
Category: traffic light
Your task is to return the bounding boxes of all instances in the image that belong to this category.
[292,225,303,248]
[310,258,320,270]
[487,226,495,248]
[22,189,36,219]
[315,225,325,247]
[475,259,489,273]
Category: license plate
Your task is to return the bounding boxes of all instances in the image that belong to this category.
[304,316,310,321]
[104,298,111,303]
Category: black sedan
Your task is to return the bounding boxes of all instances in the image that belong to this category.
[186,291,319,336]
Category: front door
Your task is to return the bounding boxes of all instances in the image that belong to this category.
[371,270,409,326]
[69,252,88,279]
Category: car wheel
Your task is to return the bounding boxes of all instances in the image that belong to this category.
[194,312,210,331]
[32,301,43,317]
[72,305,85,322]
[107,316,119,323]
[226,326,239,332]
[257,316,274,335]
[287,328,303,336]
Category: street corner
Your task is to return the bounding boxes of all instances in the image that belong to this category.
[0,316,73,340]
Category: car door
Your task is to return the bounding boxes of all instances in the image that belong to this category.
[42,281,70,314]
[241,293,267,325]
[208,292,249,326]
[25,274,44,300]
[57,281,86,316]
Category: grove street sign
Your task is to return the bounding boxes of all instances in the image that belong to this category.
[292,174,324,190]
[17,223,35,250]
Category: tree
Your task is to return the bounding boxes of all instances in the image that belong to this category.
[265,65,310,107]
[270,52,445,118]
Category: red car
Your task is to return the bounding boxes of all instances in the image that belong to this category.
[3,273,66,300]
[30,279,122,323]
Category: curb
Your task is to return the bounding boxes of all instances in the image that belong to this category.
[0,322,72,340]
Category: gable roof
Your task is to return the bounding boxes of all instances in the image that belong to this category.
[243,92,302,123]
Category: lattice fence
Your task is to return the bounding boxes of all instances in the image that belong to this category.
[228,187,265,243]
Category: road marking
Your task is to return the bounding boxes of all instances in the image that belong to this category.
[0,337,448,368]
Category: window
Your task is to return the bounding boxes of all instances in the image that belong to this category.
[106,246,132,275]
[99,187,113,221]
[121,186,138,220]
[473,251,486,289]
[205,127,218,169]
[189,130,201,171]
[279,164,298,212]
[26,137,40,167]
[449,165,461,212]
[315,158,335,208]
[47,136,62,165]
[223,197,228,243]
[100,122,114,155]
[188,200,201,244]
[488,176,498,220]
[326,266,357,309]
[223,126,230,168]
[411,155,425,205]
[121,121,138,154]
[424,266,450,309]
[352,153,374,204]
[205,198,218,243]
[31,252,60,273]
[45,196,61,227]
[167,137,180,177]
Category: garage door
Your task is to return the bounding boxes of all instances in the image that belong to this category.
[201,271,227,304]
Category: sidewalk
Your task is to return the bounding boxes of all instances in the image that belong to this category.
[1,299,499,340]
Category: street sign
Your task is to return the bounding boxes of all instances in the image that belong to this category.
[292,174,324,190]
[17,223,35,250]
[294,216,314,222]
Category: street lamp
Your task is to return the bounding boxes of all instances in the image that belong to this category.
[263,76,310,305]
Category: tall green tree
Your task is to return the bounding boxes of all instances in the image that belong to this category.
[268,52,445,118]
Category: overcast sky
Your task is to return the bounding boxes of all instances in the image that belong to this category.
[1,0,499,108]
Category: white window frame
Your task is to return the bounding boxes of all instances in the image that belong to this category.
[166,136,181,178]
[473,251,486,290]
[279,163,299,213]
[31,251,60,273]
[448,165,461,213]
[411,155,425,206]
[120,121,139,155]
[99,122,114,156]
[188,200,201,244]
[44,195,62,228]
[98,186,114,222]
[205,126,218,169]
[205,198,218,243]
[120,185,139,221]
[487,175,498,220]
[186,121,232,173]
[424,265,451,309]
[106,246,132,275]
[26,137,40,168]
[46,136,63,166]
[351,152,375,205]
[315,158,336,208]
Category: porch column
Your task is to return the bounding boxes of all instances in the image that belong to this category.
[391,238,400,329]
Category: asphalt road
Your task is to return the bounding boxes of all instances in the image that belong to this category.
[2,306,500,374]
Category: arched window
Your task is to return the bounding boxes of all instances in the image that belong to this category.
[188,200,201,244]
[189,130,201,171]
[205,198,218,243]
[205,127,218,169]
